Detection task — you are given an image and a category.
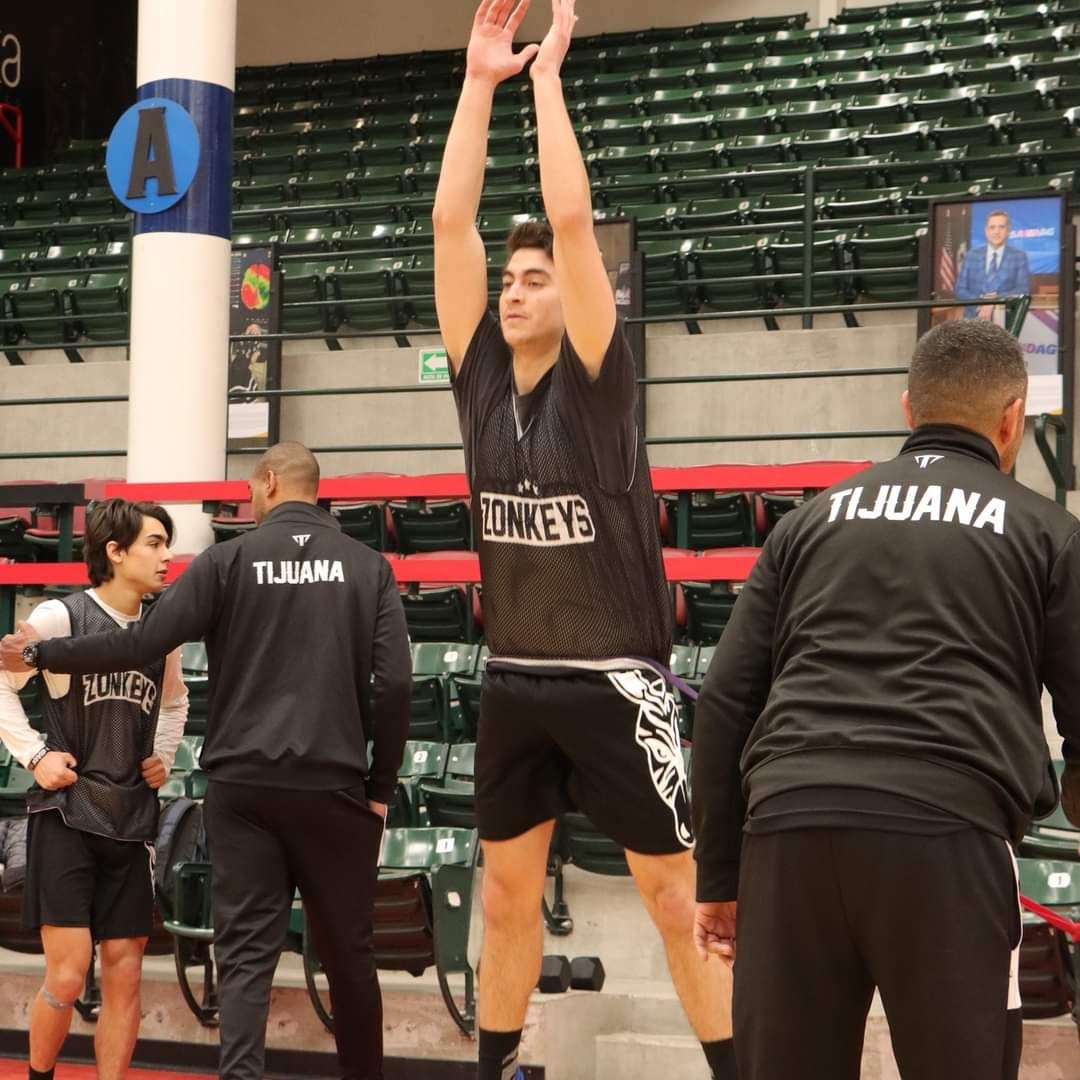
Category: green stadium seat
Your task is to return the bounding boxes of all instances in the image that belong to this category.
[780,100,845,132]
[817,24,874,50]
[760,491,809,534]
[244,152,299,182]
[980,79,1057,114]
[905,177,994,213]
[660,141,725,172]
[911,85,983,123]
[791,128,860,161]
[640,237,698,318]
[993,5,1051,32]
[875,41,938,66]
[751,55,814,81]
[715,106,781,138]
[0,243,41,273]
[750,192,822,226]
[694,235,770,315]
[849,221,929,303]
[680,578,740,645]
[66,271,128,341]
[877,17,935,45]
[888,62,960,93]
[558,813,630,876]
[398,254,436,327]
[1025,50,1080,79]
[724,133,792,165]
[587,145,664,177]
[733,162,805,196]
[1005,26,1068,53]
[858,120,932,153]
[698,81,763,109]
[767,29,822,55]
[844,93,915,126]
[675,197,751,228]
[662,493,753,550]
[328,257,404,334]
[825,186,906,218]
[997,169,1075,192]
[648,112,718,143]
[279,260,332,339]
[290,172,347,204]
[1008,107,1077,143]
[0,764,35,817]
[960,141,1043,180]
[5,272,82,345]
[585,92,648,122]
[935,33,1002,61]
[827,70,893,97]
[770,229,850,306]
[401,585,477,645]
[9,194,64,227]
[763,76,830,104]
[392,740,450,825]
[936,10,993,37]
[326,499,386,549]
[391,500,471,554]
[882,145,965,185]
[933,113,1012,147]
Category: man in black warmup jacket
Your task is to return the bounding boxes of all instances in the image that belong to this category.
[691,318,1080,1080]
[1,442,412,1080]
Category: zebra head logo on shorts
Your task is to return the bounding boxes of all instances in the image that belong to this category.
[607,669,693,849]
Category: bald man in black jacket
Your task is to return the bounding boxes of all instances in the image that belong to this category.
[2,442,412,1080]
[691,320,1080,1080]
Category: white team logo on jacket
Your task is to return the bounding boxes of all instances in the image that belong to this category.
[479,490,596,546]
[827,484,1007,535]
[607,669,693,848]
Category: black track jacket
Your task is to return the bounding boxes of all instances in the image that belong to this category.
[693,426,1080,902]
[36,502,411,803]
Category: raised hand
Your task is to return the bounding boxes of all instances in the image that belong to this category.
[531,0,578,80]
[466,0,540,86]
[0,620,40,673]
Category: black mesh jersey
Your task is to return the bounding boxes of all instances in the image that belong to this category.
[452,312,671,666]
[30,592,163,842]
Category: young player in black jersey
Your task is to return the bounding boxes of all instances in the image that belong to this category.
[0,499,187,1080]
[432,3,735,1078]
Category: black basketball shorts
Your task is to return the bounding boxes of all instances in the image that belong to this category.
[22,808,155,940]
[475,667,693,855]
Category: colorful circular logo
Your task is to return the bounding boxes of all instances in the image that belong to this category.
[241,263,272,310]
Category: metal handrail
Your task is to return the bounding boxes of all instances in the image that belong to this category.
[1035,412,1069,506]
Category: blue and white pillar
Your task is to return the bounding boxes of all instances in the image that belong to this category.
[127,0,235,551]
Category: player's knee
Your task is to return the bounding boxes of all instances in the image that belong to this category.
[481,870,534,930]
[648,878,696,939]
[101,941,146,996]
[43,965,86,1006]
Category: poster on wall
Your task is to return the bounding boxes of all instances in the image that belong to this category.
[228,245,281,451]
[922,192,1070,414]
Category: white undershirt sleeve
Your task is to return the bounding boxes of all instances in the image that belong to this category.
[153,648,189,772]
[0,600,73,768]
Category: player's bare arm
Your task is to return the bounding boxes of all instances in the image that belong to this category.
[433,0,539,369]
[531,0,615,376]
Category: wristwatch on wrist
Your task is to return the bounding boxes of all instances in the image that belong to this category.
[21,641,40,670]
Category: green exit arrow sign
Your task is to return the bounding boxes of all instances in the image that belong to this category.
[418,348,450,383]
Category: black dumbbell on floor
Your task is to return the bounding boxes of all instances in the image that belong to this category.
[536,955,606,993]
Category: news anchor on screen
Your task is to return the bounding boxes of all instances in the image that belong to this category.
[954,208,1031,319]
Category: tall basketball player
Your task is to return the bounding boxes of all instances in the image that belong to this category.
[0,499,187,1080]
[432,3,735,1077]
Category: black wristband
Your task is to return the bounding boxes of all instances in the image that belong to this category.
[27,745,49,770]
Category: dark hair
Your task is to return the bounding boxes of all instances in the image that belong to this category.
[84,499,174,587]
[908,319,1027,429]
[505,220,554,264]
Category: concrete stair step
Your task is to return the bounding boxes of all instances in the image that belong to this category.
[595,1032,710,1080]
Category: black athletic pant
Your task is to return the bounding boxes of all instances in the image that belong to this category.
[204,779,385,1080]
[733,827,1023,1080]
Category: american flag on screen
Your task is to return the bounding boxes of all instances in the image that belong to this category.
[938,209,957,295]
